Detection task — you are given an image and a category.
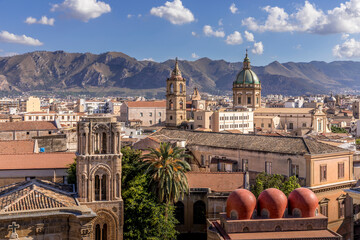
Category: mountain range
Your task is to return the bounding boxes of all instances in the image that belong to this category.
[0,51,360,97]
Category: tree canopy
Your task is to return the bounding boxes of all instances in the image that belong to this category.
[250,172,301,198]
[122,146,179,240]
[141,142,191,204]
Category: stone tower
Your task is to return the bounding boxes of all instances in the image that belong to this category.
[166,58,186,127]
[233,51,261,110]
[77,116,123,240]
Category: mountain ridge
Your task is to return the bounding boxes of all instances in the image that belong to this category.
[0,51,359,97]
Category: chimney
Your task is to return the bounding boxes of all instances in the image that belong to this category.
[33,139,39,153]
[244,171,250,190]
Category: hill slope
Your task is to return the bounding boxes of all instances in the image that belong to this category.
[0,51,358,96]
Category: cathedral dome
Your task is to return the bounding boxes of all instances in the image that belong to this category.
[257,188,287,219]
[234,69,260,84]
[288,188,318,218]
[234,51,260,85]
[226,189,256,220]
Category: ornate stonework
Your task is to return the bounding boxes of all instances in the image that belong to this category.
[166,58,187,127]
[77,116,123,240]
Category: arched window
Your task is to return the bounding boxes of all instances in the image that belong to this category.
[170,115,173,120]
[193,200,206,224]
[102,224,107,240]
[101,132,107,154]
[170,83,174,93]
[179,101,184,109]
[95,175,100,201]
[179,84,183,93]
[169,100,174,110]
[101,175,107,201]
[175,202,185,224]
[116,174,120,198]
[238,97,241,104]
[95,224,101,240]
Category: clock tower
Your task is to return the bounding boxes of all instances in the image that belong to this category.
[166,58,186,128]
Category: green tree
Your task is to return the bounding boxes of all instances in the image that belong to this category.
[122,147,178,240]
[331,125,348,133]
[250,172,301,197]
[142,142,192,204]
[66,159,76,185]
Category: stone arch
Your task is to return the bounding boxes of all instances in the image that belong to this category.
[179,99,184,110]
[92,210,118,240]
[90,164,112,201]
[170,83,174,93]
[179,83,184,94]
[169,100,174,110]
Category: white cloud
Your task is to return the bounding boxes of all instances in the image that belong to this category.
[225,31,243,45]
[244,30,254,42]
[150,0,194,25]
[191,53,199,59]
[252,41,264,55]
[0,31,43,46]
[0,52,19,57]
[333,38,360,58]
[51,0,111,22]
[127,14,133,19]
[142,58,155,61]
[242,0,360,34]
[218,18,223,26]
[25,16,55,26]
[295,44,302,49]
[230,3,238,14]
[341,33,349,39]
[203,25,225,38]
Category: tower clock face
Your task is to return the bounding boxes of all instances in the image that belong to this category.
[199,104,204,109]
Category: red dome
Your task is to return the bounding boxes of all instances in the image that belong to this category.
[226,189,256,220]
[258,188,287,218]
[288,188,318,218]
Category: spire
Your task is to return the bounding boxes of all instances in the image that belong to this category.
[172,57,182,76]
[243,50,251,69]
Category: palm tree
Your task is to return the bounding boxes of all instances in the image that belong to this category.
[142,142,191,204]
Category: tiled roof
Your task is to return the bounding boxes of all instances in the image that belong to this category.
[228,230,340,239]
[0,140,34,154]
[0,152,75,170]
[0,121,58,131]
[126,100,166,108]
[0,179,77,212]
[255,108,314,114]
[151,129,347,155]
[187,172,244,192]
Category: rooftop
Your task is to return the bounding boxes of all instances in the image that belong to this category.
[151,128,346,155]
[0,179,77,212]
[228,230,340,239]
[186,172,244,192]
[255,108,315,114]
[0,152,75,170]
[0,140,35,154]
[0,121,58,131]
[126,100,166,108]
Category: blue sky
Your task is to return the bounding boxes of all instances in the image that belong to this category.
[0,0,359,65]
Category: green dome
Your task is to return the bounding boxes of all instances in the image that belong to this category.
[234,69,260,84]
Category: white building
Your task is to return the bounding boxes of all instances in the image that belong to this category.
[193,109,254,133]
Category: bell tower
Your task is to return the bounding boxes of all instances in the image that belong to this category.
[77,116,123,240]
[166,58,186,127]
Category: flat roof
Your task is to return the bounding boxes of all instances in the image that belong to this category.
[228,230,340,239]
[255,108,314,114]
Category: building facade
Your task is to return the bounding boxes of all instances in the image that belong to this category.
[166,58,187,127]
[76,116,123,239]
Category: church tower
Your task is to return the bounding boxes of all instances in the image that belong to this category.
[166,58,186,127]
[77,116,123,240]
[233,51,261,110]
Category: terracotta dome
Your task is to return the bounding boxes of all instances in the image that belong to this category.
[226,189,256,220]
[288,188,318,218]
[257,188,287,218]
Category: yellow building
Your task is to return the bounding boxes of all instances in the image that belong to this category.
[25,96,41,113]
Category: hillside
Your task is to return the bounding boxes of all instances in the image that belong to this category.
[0,51,358,97]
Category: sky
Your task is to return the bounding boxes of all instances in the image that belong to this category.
[1,0,360,66]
